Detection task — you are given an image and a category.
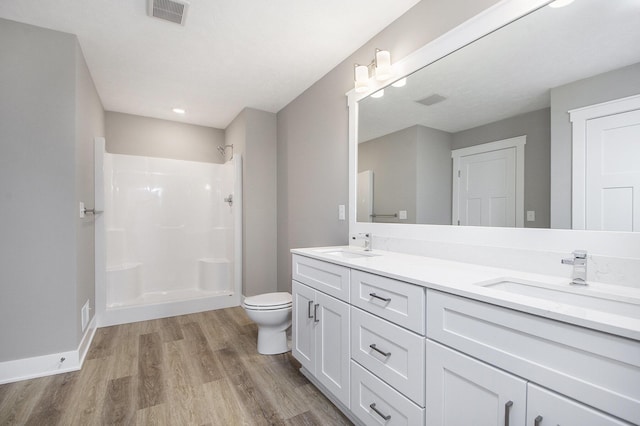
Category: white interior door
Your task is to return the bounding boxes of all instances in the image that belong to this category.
[357,170,373,223]
[452,136,525,228]
[459,148,516,227]
[585,109,640,231]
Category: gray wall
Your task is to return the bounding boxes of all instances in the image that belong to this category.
[0,19,104,361]
[74,43,105,343]
[226,108,278,297]
[105,111,225,163]
[452,108,551,228]
[359,127,418,223]
[276,0,501,292]
[416,125,452,225]
[549,62,640,229]
[358,125,452,224]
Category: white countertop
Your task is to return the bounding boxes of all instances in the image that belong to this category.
[291,246,640,341]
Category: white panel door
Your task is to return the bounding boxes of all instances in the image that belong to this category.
[585,109,640,231]
[316,291,351,408]
[292,281,316,373]
[426,340,527,426]
[458,147,517,227]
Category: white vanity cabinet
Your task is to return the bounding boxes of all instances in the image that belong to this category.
[426,289,639,426]
[291,254,426,425]
[291,255,351,408]
[292,249,639,426]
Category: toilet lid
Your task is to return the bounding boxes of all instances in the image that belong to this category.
[243,292,292,309]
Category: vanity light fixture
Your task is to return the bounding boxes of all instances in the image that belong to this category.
[549,0,574,8]
[371,89,384,99]
[354,48,393,93]
[172,107,186,114]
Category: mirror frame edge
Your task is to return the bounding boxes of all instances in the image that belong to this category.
[347,0,640,259]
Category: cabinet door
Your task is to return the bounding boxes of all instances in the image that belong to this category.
[426,340,527,426]
[316,291,351,408]
[527,384,632,426]
[292,280,316,373]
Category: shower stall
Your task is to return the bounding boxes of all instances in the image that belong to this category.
[95,144,242,326]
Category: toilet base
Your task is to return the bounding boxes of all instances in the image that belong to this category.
[257,326,291,355]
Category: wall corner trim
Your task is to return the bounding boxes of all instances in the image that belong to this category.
[0,315,97,385]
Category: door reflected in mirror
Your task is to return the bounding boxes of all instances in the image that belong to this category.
[356,0,640,230]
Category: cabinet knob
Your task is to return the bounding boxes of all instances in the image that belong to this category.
[534,415,543,426]
[369,403,391,421]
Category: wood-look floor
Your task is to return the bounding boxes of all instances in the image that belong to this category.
[0,307,352,425]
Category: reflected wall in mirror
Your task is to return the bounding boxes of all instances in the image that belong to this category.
[356,0,640,230]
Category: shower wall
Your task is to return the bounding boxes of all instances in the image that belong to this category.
[100,153,241,325]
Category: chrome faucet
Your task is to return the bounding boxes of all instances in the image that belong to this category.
[352,233,372,251]
[561,250,588,286]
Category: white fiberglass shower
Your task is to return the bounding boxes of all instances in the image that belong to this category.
[96,144,242,326]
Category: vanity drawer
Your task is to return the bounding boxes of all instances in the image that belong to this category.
[351,270,425,334]
[351,307,425,406]
[351,361,424,426]
[426,289,640,425]
[292,254,350,302]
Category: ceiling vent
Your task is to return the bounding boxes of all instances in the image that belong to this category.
[147,0,189,25]
[416,94,447,107]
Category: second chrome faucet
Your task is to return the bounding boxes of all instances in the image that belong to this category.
[561,250,588,286]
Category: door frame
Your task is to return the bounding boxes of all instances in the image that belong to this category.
[569,94,640,230]
[451,135,526,227]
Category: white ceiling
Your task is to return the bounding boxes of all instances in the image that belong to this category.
[0,0,421,129]
[358,0,640,142]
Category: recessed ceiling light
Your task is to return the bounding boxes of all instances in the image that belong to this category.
[549,0,574,8]
[172,108,186,114]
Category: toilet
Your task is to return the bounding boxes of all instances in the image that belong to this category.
[242,292,292,355]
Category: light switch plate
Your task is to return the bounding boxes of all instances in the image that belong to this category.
[338,204,346,220]
[399,210,408,220]
[79,202,85,218]
[527,210,535,222]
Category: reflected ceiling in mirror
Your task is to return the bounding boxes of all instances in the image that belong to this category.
[356,0,640,230]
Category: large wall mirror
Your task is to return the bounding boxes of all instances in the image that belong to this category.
[353,0,640,232]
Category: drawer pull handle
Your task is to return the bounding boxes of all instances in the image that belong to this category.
[369,293,391,303]
[369,403,391,421]
[307,300,314,319]
[313,304,320,323]
[504,400,513,426]
[534,415,543,426]
[369,343,391,358]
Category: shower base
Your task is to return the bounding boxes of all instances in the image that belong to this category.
[101,289,241,327]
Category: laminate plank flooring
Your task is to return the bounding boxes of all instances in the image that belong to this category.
[0,307,352,425]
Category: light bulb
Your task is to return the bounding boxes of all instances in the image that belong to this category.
[375,50,392,81]
[371,89,384,99]
[355,65,369,93]
[391,78,407,88]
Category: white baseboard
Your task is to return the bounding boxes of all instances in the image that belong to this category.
[0,315,97,385]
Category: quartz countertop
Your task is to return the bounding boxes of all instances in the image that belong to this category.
[291,246,640,341]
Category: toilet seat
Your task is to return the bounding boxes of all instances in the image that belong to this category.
[243,292,292,311]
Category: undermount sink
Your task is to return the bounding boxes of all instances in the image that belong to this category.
[315,248,380,259]
[476,278,640,319]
